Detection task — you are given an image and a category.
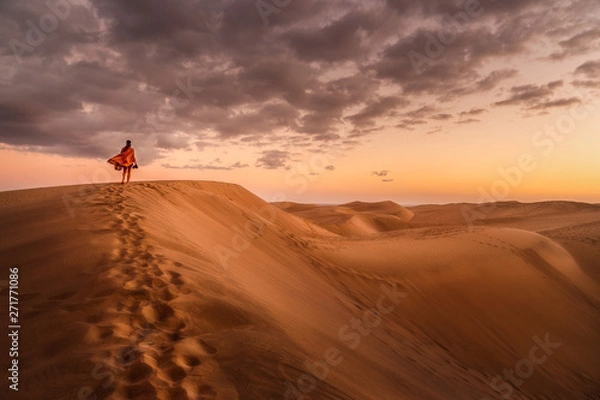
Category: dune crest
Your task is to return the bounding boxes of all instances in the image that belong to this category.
[1,181,599,400]
[274,200,414,237]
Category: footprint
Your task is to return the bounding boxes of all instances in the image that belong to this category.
[124,381,157,400]
[150,278,168,289]
[167,271,185,286]
[161,363,187,382]
[115,345,142,367]
[141,302,175,323]
[125,288,150,300]
[182,355,201,367]
[155,287,175,302]
[169,329,184,342]
[139,252,154,261]
[123,279,145,290]
[125,362,153,383]
[167,386,189,400]
[198,384,217,399]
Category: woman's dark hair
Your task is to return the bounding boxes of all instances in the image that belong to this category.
[126,140,131,146]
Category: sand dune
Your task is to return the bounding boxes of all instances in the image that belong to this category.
[409,201,600,229]
[274,200,413,237]
[1,181,599,400]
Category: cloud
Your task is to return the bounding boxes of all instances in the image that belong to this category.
[284,9,380,63]
[430,113,452,121]
[459,108,487,116]
[156,134,191,150]
[472,69,519,92]
[0,0,599,168]
[526,97,581,110]
[547,29,600,60]
[372,170,390,177]
[572,79,600,89]
[455,118,480,125]
[255,150,291,170]
[575,60,600,79]
[346,96,409,127]
[382,179,394,182]
[163,161,249,170]
[493,81,567,108]
[324,165,335,171]
[231,161,250,169]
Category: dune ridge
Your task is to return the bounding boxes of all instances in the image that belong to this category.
[1,181,599,400]
[274,200,413,237]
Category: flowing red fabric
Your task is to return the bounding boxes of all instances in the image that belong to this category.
[107,146,136,168]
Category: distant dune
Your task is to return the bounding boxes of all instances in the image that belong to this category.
[274,200,414,237]
[1,181,599,400]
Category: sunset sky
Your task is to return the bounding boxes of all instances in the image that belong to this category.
[1,0,599,204]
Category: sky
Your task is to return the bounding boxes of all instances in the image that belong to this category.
[1,0,599,204]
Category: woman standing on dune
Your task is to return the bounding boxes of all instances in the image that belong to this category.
[107,140,138,184]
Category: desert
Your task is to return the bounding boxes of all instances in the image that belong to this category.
[1,181,599,399]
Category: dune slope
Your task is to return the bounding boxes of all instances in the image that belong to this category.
[274,200,413,237]
[1,181,599,400]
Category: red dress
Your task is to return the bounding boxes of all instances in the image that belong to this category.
[107,146,136,169]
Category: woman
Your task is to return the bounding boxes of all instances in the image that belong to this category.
[107,140,138,184]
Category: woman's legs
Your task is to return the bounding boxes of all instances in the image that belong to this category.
[120,166,132,184]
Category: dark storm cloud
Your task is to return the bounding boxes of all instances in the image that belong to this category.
[371,20,531,98]
[1,0,599,168]
[284,9,380,63]
[384,0,539,17]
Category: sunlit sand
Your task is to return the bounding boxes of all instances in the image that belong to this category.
[1,181,599,399]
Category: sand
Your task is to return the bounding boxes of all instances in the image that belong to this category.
[1,181,599,400]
